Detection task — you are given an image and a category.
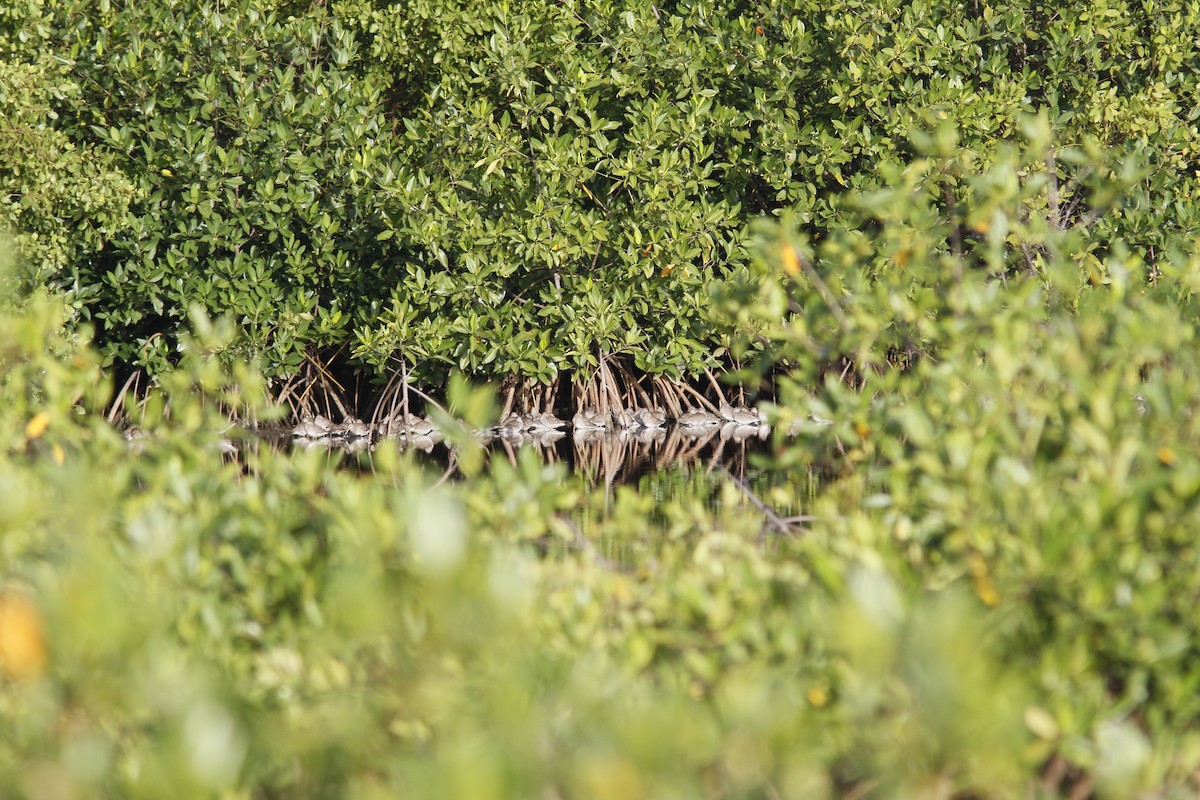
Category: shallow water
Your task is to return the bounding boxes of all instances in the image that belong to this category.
[234,418,779,484]
[209,419,849,558]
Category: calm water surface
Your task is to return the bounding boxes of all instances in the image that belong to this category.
[231,422,841,529]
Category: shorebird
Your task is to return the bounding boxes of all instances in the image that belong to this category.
[292,416,334,438]
[634,408,667,429]
[572,409,610,430]
[335,416,371,439]
[493,413,525,439]
[614,408,666,431]
[719,403,764,426]
[612,409,633,430]
[385,413,435,437]
[525,412,567,432]
[676,409,721,428]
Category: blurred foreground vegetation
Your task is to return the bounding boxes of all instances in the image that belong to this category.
[5,0,1200,797]
[6,136,1200,792]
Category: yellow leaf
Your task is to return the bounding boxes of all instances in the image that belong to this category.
[968,553,1001,607]
[51,444,65,465]
[1158,446,1177,465]
[0,593,47,680]
[974,576,1000,608]
[780,243,800,276]
[806,686,829,707]
[25,411,50,441]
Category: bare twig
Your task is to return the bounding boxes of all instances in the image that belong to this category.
[107,370,144,424]
[716,465,810,537]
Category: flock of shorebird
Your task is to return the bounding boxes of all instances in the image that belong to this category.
[116,405,772,456]
[290,404,769,449]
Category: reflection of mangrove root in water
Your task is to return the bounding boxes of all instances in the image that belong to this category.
[569,416,772,488]
[120,401,775,480]
[206,404,773,484]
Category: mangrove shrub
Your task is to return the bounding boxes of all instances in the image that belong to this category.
[4,0,1198,396]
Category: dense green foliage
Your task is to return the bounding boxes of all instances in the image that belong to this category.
[47,0,400,376]
[339,0,1200,385]
[4,0,1199,390]
[0,58,134,306]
